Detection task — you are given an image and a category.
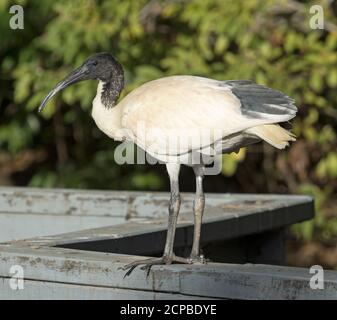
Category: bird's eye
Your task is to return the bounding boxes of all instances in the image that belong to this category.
[92,61,98,66]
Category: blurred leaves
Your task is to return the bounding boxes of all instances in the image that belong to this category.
[221,148,246,177]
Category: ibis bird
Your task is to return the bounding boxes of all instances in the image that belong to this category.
[39,52,297,276]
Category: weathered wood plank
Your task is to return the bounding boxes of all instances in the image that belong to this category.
[0,213,125,242]
[0,186,313,217]
[0,186,314,242]
[0,247,183,293]
[0,278,212,300]
[0,187,319,299]
[4,198,312,255]
[0,246,335,299]
[179,264,337,300]
[0,186,229,216]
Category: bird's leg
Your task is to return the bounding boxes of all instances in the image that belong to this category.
[188,165,207,264]
[162,164,181,259]
[122,163,187,277]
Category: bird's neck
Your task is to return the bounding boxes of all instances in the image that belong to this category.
[99,73,124,108]
[92,81,124,140]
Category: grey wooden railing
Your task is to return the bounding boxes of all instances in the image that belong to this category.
[0,187,335,299]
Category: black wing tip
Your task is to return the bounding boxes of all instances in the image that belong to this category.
[223,80,254,86]
[224,80,298,116]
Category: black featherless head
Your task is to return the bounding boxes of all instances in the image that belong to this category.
[39,52,124,112]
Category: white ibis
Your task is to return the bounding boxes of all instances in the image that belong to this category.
[39,52,297,276]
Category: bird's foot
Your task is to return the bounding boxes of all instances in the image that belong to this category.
[121,253,190,278]
[187,253,209,264]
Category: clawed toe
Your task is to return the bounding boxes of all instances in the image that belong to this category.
[120,252,209,277]
[121,253,195,277]
[187,254,209,264]
[121,256,171,278]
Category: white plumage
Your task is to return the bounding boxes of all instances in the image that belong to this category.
[92,76,296,165]
[39,53,298,276]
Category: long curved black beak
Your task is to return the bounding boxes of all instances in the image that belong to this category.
[38,65,89,112]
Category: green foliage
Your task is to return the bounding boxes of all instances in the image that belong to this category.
[221,148,246,177]
[0,0,337,242]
